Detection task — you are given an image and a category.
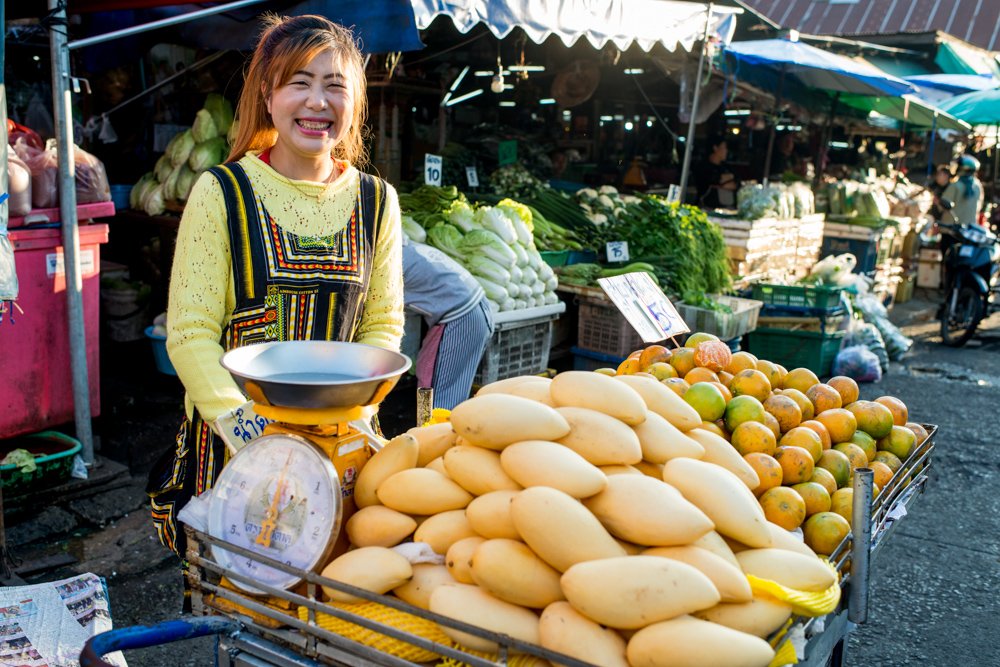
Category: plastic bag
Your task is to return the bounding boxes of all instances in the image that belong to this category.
[852,292,912,361]
[844,322,889,372]
[74,143,111,203]
[832,345,883,383]
[13,137,57,209]
[8,152,32,217]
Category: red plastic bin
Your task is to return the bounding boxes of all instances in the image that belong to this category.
[0,224,108,438]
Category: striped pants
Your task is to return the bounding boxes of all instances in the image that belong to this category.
[416,298,494,410]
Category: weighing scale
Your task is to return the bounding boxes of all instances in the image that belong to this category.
[203,341,411,597]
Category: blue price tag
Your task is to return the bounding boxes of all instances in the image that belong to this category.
[606,241,630,263]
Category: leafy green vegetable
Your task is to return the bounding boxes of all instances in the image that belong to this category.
[466,256,512,284]
[204,93,234,136]
[166,130,195,168]
[459,229,517,267]
[188,137,228,172]
[2,449,37,473]
[427,224,465,260]
[401,215,426,243]
[191,109,219,143]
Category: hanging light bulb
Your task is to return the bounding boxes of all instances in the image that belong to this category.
[490,54,505,94]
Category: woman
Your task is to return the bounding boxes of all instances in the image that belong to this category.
[148,14,404,557]
[941,155,984,227]
[694,134,739,208]
[927,164,953,221]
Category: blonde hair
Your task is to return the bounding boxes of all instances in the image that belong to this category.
[227,14,368,167]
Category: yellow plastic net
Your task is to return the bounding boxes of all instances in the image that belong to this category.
[436,645,551,667]
[746,559,841,617]
[423,408,451,426]
[296,600,450,663]
[768,636,799,667]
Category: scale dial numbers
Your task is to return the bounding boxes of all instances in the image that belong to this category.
[206,434,342,594]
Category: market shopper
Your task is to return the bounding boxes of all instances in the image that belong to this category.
[928,164,954,221]
[147,14,404,558]
[694,134,739,208]
[941,155,984,227]
[403,238,494,410]
[768,133,805,179]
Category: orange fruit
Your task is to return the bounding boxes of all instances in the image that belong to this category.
[745,452,783,496]
[762,412,782,441]
[616,357,641,375]
[683,382,728,421]
[774,365,789,387]
[685,367,721,385]
[661,377,690,397]
[627,349,642,360]
[876,425,916,461]
[779,427,823,463]
[809,467,838,495]
[693,340,733,372]
[783,367,820,394]
[763,394,803,433]
[729,369,772,402]
[872,450,903,473]
[815,408,857,444]
[806,383,843,414]
[717,371,734,387]
[905,422,929,445]
[647,361,678,380]
[833,442,868,474]
[698,421,728,438]
[759,486,807,530]
[830,488,854,525]
[826,376,860,405]
[725,351,758,375]
[817,449,852,488]
[849,431,877,462]
[799,419,832,450]
[685,332,720,348]
[774,446,815,485]
[709,381,733,402]
[791,481,832,516]
[870,460,893,490]
[724,395,767,432]
[803,511,851,555]
[669,348,696,377]
[731,421,778,456]
[638,344,672,371]
[846,400,894,439]
[780,388,815,421]
[874,396,908,426]
[755,359,783,390]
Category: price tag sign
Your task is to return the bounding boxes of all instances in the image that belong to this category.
[213,402,275,454]
[498,140,518,166]
[666,184,681,203]
[597,272,689,343]
[424,154,443,186]
[606,241,630,263]
[466,166,480,187]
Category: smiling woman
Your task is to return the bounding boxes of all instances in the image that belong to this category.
[148,14,404,564]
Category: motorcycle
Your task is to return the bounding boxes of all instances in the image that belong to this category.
[938,220,1000,346]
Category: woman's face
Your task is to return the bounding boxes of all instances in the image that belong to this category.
[267,49,354,160]
[935,170,951,186]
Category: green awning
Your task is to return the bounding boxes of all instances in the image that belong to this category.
[838,94,971,131]
[935,41,1000,77]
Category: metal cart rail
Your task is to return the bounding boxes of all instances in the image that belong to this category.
[82,426,937,667]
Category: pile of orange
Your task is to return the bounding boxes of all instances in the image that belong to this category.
[611,333,930,556]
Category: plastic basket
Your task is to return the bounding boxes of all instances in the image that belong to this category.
[751,283,845,312]
[577,297,646,358]
[744,328,846,377]
[474,313,557,385]
[540,250,569,267]
[675,295,763,341]
[571,346,625,372]
[566,250,598,265]
[145,326,177,376]
[0,431,81,497]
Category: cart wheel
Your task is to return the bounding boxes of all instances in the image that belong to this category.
[80,617,240,667]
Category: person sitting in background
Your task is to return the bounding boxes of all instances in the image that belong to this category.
[402,237,494,410]
[928,164,954,221]
[941,155,984,227]
[694,135,739,209]
[768,133,804,179]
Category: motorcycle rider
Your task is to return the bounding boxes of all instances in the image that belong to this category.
[941,155,984,227]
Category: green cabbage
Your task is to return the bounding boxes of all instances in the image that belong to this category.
[446,200,479,233]
[459,229,517,267]
[427,224,465,260]
[204,93,234,135]
[142,183,166,216]
[401,215,426,243]
[475,206,517,244]
[497,198,534,244]
[511,242,530,267]
[466,256,511,284]
[130,172,156,209]
[175,166,197,202]
[192,109,219,143]
[166,130,195,167]
[188,137,228,173]
[154,154,173,182]
[163,164,184,201]
[474,276,508,302]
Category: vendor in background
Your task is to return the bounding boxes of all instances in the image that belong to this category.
[941,155,984,226]
[768,133,805,179]
[402,238,494,410]
[928,164,954,221]
[148,15,404,559]
[693,134,739,209]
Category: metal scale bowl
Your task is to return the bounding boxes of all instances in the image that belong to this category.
[205,341,411,595]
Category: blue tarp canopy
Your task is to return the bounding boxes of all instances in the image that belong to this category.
[938,89,1000,125]
[904,73,998,94]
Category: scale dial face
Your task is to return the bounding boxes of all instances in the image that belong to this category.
[206,433,342,594]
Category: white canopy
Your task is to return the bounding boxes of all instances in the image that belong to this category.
[411,0,739,52]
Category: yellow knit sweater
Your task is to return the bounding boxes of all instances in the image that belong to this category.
[166,152,404,422]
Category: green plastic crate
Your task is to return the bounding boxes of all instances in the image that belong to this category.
[751,283,844,311]
[540,250,569,267]
[745,328,846,377]
[0,431,81,497]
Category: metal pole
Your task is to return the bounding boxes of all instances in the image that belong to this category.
[678,3,714,202]
[67,0,267,50]
[848,468,874,623]
[49,0,94,464]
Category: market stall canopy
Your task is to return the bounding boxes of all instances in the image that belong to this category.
[724,37,917,97]
[837,94,971,132]
[904,73,999,95]
[410,0,740,52]
[938,88,1000,125]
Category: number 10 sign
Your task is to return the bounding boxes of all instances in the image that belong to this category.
[424,154,443,186]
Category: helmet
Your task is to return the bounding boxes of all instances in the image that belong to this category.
[958,155,980,172]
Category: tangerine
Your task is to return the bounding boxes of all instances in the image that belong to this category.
[755,359,784,389]
[846,400,894,439]
[808,467,838,495]
[685,367,721,385]
[725,351,758,375]
[731,421,778,456]
[877,425,916,461]
[815,408,857,444]
[905,422,929,445]
[616,357,641,375]
[783,367,820,394]
[762,412,782,441]
[871,450,903,473]
[803,512,851,555]
[717,371,734,388]
[870,460,893,490]
[729,369,772,402]
[791,481,832,516]
[683,382,728,422]
[724,395,767,432]
[874,396,908,426]
[627,349,642,360]
[833,442,868,473]
[774,446,815,484]
[829,488,854,525]
[827,376,860,405]
[709,381,733,402]
[698,421,728,438]
[799,419,833,450]
[639,344,672,371]
[669,347,696,377]
[661,377,690,397]
[693,340,733,372]
[647,361,678,380]
[816,449,852,488]
[781,388,815,421]
[806,383,843,414]
[759,486,807,530]
[763,394,803,433]
[848,431,877,462]
[779,427,823,463]
[745,452,783,496]
[774,365,789,387]
[685,332,720,348]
